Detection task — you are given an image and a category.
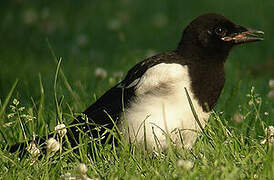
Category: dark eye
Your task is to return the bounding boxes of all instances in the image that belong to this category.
[215,27,226,36]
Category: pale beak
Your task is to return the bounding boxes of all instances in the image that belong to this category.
[222,27,264,44]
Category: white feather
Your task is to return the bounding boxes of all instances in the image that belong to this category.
[119,63,210,150]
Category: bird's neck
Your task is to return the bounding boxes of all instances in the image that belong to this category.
[187,58,226,112]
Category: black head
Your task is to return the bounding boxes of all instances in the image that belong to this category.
[178,13,264,61]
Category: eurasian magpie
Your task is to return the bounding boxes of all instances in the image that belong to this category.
[9,13,263,154]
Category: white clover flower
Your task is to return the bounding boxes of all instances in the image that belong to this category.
[18,107,25,112]
[9,105,16,112]
[177,159,194,170]
[2,121,14,128]
[107,19,121,30]
[255,97,262,104]
[27,141,40,157]
[248,100,253,106]
[7,113,15,119]
[23,9,38,25]
[267,90,274,100]
[46,138,60,152]
[261,126,274,145]
[75,163,95,180]
[251,86,255,93]
[260,138,267,145]
[21,114,36,121]
[265,126,274,137]
[113,71,123,79]
[60,172,76,180]
[232,112,244,123]
[55,123,67,137]
[77,163,88,175]
[95,68,107,79]
[108,77,115,85]
[269,79,274,89]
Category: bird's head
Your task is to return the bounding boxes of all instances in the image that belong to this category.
[178,13,264,61]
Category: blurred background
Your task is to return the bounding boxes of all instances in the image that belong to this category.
[0,0,273,139]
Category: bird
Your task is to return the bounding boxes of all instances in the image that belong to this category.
[9,13,264,154]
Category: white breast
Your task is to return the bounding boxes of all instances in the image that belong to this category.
[119,63,210,150]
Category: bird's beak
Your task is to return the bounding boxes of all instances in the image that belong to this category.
[222,26,264,44]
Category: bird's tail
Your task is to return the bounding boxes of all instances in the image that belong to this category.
[7,115,115,158]
[7,115,87,158]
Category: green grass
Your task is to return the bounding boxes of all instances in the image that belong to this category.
[0,0,274,179]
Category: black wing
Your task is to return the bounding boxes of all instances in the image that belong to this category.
[9,51,183,153]
[68,51,185,145]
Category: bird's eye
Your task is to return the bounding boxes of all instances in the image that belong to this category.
[215,27,226,37]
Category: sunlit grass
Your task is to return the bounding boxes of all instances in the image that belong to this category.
[0,57,273,179]
[0,0,274,179]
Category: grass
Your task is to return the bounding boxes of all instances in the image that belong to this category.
[0,0,274,179]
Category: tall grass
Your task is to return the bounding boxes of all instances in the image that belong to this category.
[0,0,273,179]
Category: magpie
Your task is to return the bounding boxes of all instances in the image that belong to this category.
[9,13,263,154]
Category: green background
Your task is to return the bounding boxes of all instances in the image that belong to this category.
[0,0,273,138]
[0,1,274,179]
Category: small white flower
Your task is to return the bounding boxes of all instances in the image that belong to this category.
[261,126,274,145]
[60,172,77,180]
[113,71,123,79]
[77,163,88,175]
[9,105,16,111]
[27,141,40,157]
[107,19,121,30]
[46,138,60,152]
[55,124,67,137]
[260,138,267,145]
[95,68,107,79]
[108,77,115,85]
[267,90,274,100]
[23,114,36,121]
[269,79,274,89]
[251,86,255,93]
[248,100,253,106]
[7,113,15,119]
[13,99,19,106]
[232,112,244,123]
[264,112,269,116]
[18,107,25,112]
[255,97,262,104]
[23,9,37,25]
[177,159,194,170]
[2,121,14,128]
[265,126,274,137]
